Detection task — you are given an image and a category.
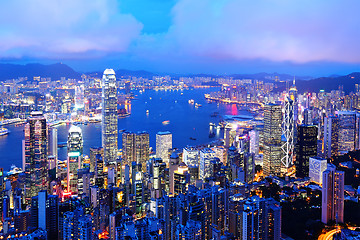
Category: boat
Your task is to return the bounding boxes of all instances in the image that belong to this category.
[118,108,130,118]
[189,137,196,140]
[119,129,126,133]
[195,103,202,108]
[188,99,195,104]
[209,131,215,138]
[162,120,170,125]
[0,127,9,136]
[146,110,149,114]
[210,112,219,117]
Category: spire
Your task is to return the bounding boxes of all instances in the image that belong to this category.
[293,76,296,86]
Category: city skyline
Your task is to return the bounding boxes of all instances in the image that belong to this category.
[0,1,359,76]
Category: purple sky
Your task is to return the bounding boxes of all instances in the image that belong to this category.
[0,0,359,76]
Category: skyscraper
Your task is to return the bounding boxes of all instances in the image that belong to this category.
[281,96,295,173]
[122,131,149,171]
[102,69,118,164]
[322,164,344,224]
[263,103,282,176]
[323,116,339,158]
[295,125,318,178]
[337,111,356,153]
[309,156,328,185]
[67,125,83,193]
[75,83,85,110]
[156,131,172,163]
[24,111,48,203]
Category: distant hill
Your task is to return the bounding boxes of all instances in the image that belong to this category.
[0,63,81,81]
[296,72,360,94]
[87,69,155,79]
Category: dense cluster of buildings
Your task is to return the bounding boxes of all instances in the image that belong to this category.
[0,70,360,239]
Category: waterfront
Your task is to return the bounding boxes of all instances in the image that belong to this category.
[0,87,253,171]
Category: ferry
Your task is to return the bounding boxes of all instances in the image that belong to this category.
[195,103,202,108]
[0,127,9,136]
[188,99,195,104]
[162,120,170,125]
[146,110,149,114]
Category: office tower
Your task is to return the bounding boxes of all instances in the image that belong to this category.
[77,168,91,197]
[263,103,282,176]
[173,163,190,195]
[67,125,83,193]
[337,111,356,153]
[24,111,48,203]
[75,84,85,109]
[281,96,295,173]
[324,116,339,158]
[49,128,58,161]
[131,162,144,215]
[90,147,103,173]
[295,125,318,178]
[309,157,328,185]
[322,164,344,224]
[122,131,150,171]
[125,80,131,94]
[249,130,259,156]
[33,191,59,239]
[102,69,118,164]
[303,108,313,125]
[156,131,172,163]
[199,148,216,180]
[122,132,135,166]
[183,147,199,167]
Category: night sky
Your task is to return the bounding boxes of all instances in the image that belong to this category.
[0,0,359,76]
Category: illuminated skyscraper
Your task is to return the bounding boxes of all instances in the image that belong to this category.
[309,156,328,185]
[263,103,282,176]
[122,131,149,171]
[337,111,356,153]
[322,164,344,224]
[102,69,118,164]
[67,125,83,193]
[75,84,85,110]
[156,131,172,163]
[281,96,295,174]
[24,111,48,203]
[323,116,339,158]
[295,125,318,178]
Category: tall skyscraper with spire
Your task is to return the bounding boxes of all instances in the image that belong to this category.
[102,69,118,164]
[24,111,48,203]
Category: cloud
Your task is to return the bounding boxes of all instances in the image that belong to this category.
[134,0,360,64]
[0,0,143,59]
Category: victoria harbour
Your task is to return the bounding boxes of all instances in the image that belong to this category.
[0,87,253,171]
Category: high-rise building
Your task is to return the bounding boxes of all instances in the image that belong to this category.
[322,164,344,224]
[75,84,85,110]
[281,96,295,173]
[24,111,48,203]
[337,111,356,153]
[249,130,259,156]
[199,148,216,180]
[295,125,318,178]
[67,125,83,193]
[263,103,282,176]
[309,156,328,185]
[49,128,58,162]
[183,147,199,167]
[102,69,118,164]
[156,131,172,163]
[122,131,149,171]
[323,116,339,158]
